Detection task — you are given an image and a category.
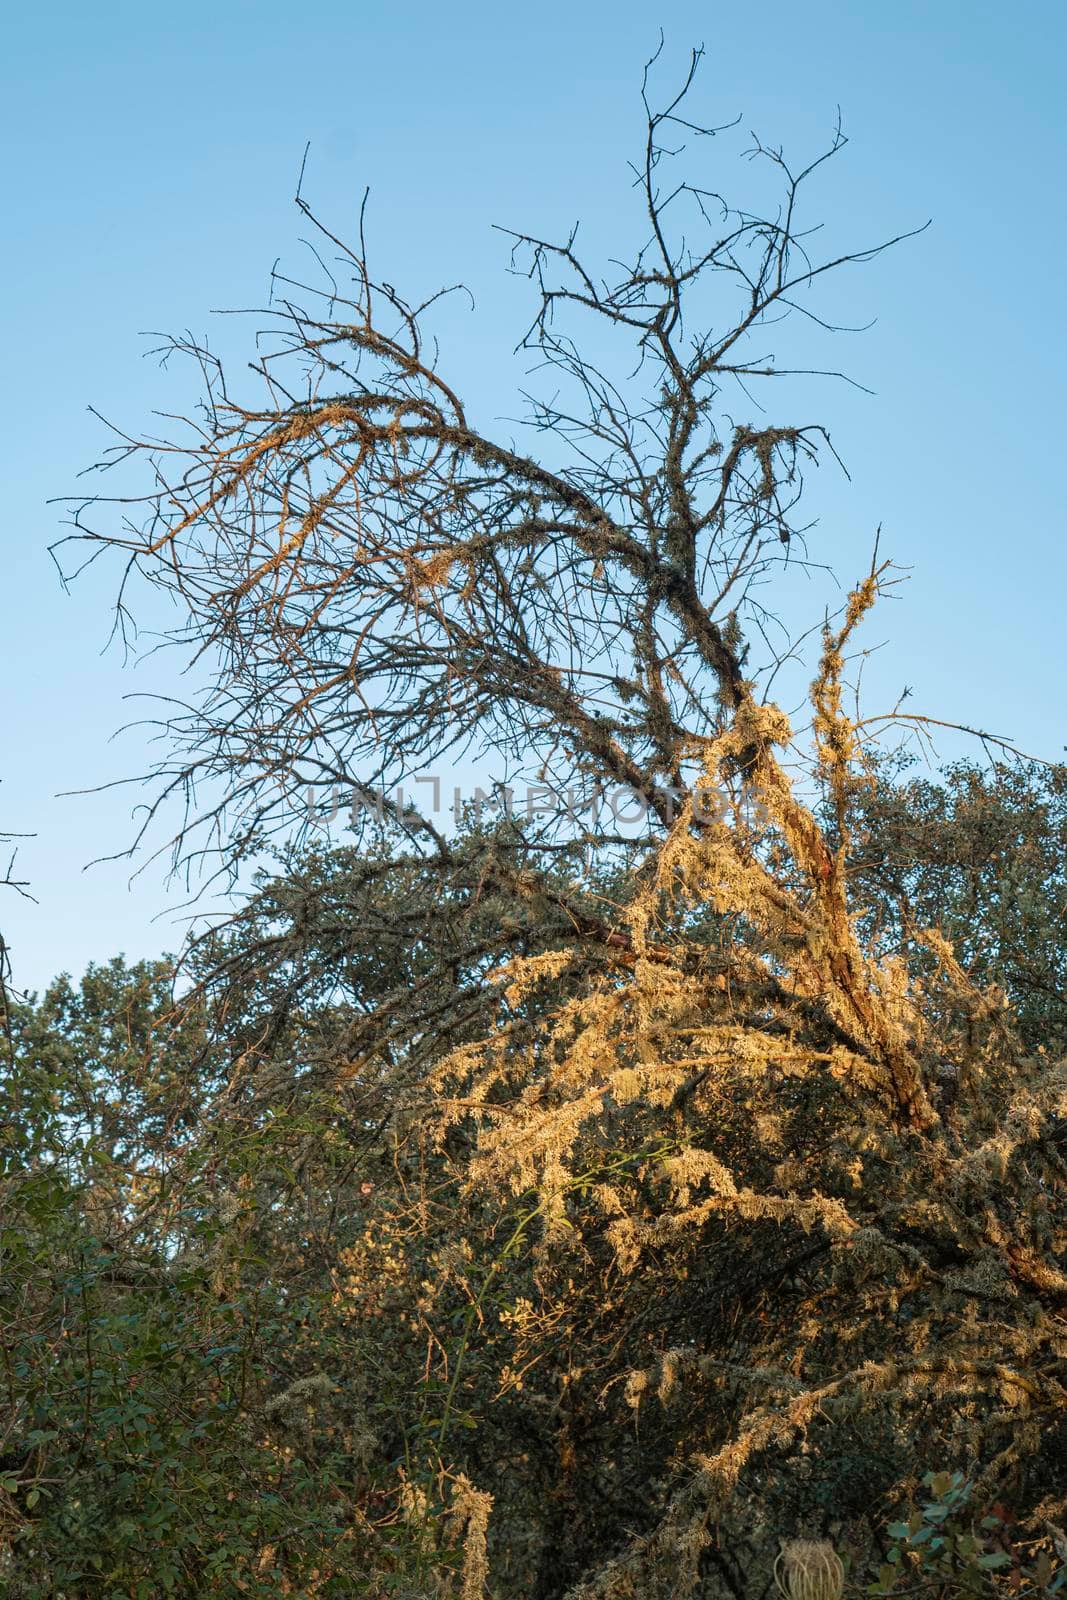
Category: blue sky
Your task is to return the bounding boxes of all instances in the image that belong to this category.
[3,0,1066,996]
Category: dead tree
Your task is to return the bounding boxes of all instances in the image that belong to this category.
[57,47,922,899]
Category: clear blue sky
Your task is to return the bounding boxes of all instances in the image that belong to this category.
[3,0,1065,996]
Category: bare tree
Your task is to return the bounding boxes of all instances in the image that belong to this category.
[57,47,922,896]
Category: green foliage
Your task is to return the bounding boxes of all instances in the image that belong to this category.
[872,1471,1065,1600]
[841,757,1067,1053]
[0,960,462,1596]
